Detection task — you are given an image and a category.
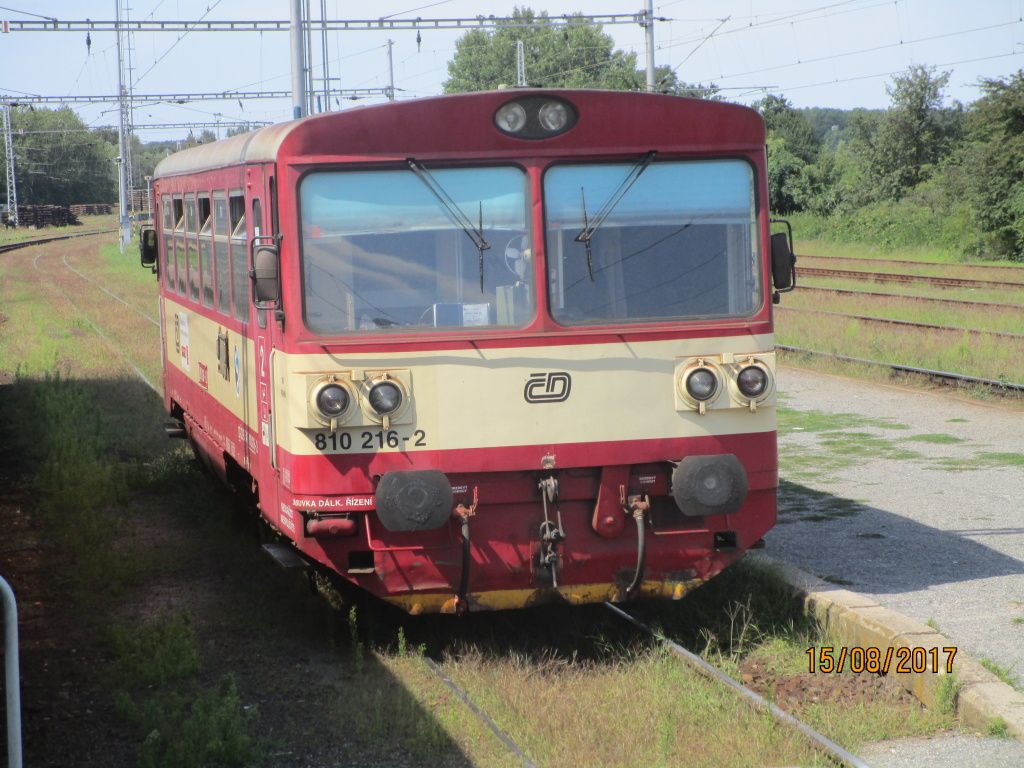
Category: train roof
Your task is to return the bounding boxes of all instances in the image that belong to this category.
[153,90,765,179]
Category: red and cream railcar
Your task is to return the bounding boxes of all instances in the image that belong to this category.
[144,90,793,614]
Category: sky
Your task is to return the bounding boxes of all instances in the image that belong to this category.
[1,0,1022,141]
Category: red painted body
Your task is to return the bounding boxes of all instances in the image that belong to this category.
[151,90,778,612]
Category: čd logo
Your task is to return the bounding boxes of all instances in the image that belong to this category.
[524,372,572,403]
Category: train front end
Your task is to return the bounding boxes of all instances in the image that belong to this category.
[270,91,780,613]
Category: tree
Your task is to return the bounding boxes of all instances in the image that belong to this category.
[653,66,721,100]
[959,69,1024,258]
[858,66,958,200]
[444,7,640,92]
[753,95,819,164]
[1,106,116,206]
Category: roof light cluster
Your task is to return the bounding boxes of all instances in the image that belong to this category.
[494,96,577,139]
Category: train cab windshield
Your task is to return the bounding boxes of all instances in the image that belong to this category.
[544,158,762,325]
[299,166,533,334]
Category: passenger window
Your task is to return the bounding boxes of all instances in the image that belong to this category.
[229,194,248,322]
[173,198,185,294]
[184,196,199,301]
[198,196,214,308]
[213,193,230,315]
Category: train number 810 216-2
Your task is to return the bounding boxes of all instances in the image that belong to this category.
[313,429,427,452]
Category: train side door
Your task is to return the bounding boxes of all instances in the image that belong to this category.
[247,165,282,518]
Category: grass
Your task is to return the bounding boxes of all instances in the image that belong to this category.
[779,291,1024,335]
[795,274,1024,306]
[979,658,1020,690]
[986,717,1011,738]
[792,235,1006,266]
[776,313,1024,384]
[427,559,953,767]
[798,253,1024,280]
[906,433,966,444]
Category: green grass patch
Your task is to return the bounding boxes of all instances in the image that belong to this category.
[778,406,909,435]
[979,658,1020,689]
[906,433,966,444]
[947,418,970,423]
[975,452,1024,468]
[986,717,1010,738]
[110,616,257,768]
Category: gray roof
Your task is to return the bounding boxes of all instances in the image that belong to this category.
[152,120,300,178]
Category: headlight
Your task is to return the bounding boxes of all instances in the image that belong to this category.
[686,368,718,401]
[538,100,569,132]
[494,102,527,134]
[736,365,768,398]
[368,381,403,415]
[315,383,350,417]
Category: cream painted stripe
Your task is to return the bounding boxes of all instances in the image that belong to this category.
[163,297,256,427]
[275,334,777,455]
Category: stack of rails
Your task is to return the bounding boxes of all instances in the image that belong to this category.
[70,203,113,216]
[2,204,80,227]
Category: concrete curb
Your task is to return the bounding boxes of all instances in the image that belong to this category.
[754,554,1024,741]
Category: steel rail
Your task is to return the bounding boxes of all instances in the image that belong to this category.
[798,254,1024,273]
[421,657,538,768]
[798,266,1024,290]
[30,248,160,395]
[603,602,870,768]
[776,344,1024,394]
[0,228,118,255]
[776,306,1024,341]
[792,285,1024,310]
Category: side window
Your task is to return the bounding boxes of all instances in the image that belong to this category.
[213,193,230,315]
[198,195,214,308]
[161,195,174,291]
[185,195,199,301]
[229,194,248,322]
[173,198,185,295]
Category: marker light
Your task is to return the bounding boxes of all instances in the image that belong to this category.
[494,102,528,134]
[736,366,768,398]
[368,381,403,415]
[686,368,718,401]
[316,383,350,417]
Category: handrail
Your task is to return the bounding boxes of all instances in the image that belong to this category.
[1,575,22,768]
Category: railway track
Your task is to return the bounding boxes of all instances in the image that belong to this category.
[799,254,1024,274]
[603,603,869,768]
[0,228,117,255]
[777,344,1024,394]
[777,306,1024,341]
[416,601,871,768]
[799,266,1024,290]
[793,285,1024,309]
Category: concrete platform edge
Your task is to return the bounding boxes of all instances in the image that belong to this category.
[752,553,1024,742]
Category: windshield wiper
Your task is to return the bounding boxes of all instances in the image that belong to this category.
[407,157,491,291]
[575,150,657,281]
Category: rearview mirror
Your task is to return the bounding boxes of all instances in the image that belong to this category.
[770,226,796,293]
[251,243,280,308]
[139,226,158,269]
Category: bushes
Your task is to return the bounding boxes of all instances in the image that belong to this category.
[788,199,989,260]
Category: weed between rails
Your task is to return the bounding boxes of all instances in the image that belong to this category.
[109,616,256,768]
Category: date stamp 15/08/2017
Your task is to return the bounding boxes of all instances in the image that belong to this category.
[806,646,958,675]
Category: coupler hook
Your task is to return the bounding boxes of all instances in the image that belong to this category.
[538,476,565,588]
